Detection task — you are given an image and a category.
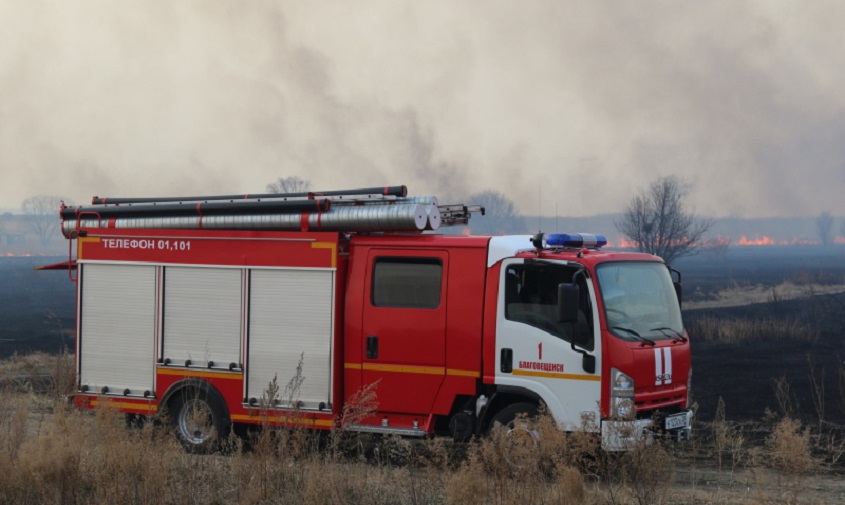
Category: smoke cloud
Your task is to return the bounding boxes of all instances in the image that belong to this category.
[1,0,843,218]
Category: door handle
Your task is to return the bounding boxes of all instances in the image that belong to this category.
[500,348,513,373]
[366,335,379,359]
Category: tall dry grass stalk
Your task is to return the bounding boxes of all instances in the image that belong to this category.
[711,396,746,481]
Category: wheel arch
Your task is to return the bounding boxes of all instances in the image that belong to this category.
[159,378,231,427]
[478,386,545,433]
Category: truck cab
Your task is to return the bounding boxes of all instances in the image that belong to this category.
[486,233,692,449]
[339,231,692,449]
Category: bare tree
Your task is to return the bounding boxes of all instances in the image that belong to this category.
[467,190,525,235]
[21,195,68,247]
[615,176,712,265]
[816,211,834,246]
[266,176,312,194]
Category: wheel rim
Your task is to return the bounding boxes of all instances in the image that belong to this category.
[503,418,540,468]
[177,398,214,445]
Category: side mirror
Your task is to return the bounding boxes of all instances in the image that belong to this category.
[669,267,682,308]
[582,354,596,374]
[674,281,683,308]
[557,283,580,323]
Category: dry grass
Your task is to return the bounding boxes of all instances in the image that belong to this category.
[0,353,844,505]
[767,417,814,475]
[685,281,845,310]
[711,397,747,479]
[686,314,819,343]
[685,278,844,344]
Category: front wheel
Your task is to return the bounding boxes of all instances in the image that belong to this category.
[168,387,230,453]
[490,403,540,468]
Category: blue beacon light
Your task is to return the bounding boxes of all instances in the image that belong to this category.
[544,233,607,248]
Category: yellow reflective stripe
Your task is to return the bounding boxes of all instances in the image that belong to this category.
[91,400,158,412]
[157,368,242,380]
[344,362,478,378]
[311,242,337,268]
[363,363,444,375]
[512,369,601,381]
[231,414,334,427]
[446,368,481,378]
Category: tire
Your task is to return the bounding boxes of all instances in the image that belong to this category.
[168,386,230,453]
[125,413,146,429]
[489,402,540,468]
[490,402,539,430]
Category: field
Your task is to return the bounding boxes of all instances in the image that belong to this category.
[676,246,845,426]
[0,257,75,356]
[2,246,845,504]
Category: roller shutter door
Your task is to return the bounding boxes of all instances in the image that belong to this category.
[162,267,242,368]
[79,263,155,395]
[247,269,334,407]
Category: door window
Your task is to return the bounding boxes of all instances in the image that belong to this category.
[504,263,594,350]
[372,258,442,309]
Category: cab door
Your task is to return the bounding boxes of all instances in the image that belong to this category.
[360,250,448,415]
[496,259,602,429]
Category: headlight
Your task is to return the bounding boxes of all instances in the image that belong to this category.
[614,371,633,391]
[611,368,635,419]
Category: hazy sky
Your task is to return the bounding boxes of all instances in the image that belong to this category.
[2,1,844,218]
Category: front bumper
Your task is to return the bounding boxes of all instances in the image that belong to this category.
[600,409,693,451]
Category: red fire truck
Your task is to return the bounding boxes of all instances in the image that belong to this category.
[48,185,692,451]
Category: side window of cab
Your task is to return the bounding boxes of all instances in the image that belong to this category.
[372,257,442,309]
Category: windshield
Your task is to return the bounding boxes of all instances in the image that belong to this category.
[596,262,684,342]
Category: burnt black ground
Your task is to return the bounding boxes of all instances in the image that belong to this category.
[0,257,75,356]
[3,245,845,424]
[686,298,845,424]
[677,245,845,424]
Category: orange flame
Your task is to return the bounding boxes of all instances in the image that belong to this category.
[609,234,837,248]
[736,234,778,246]
[606,238,638,248]
[734,235,832,246]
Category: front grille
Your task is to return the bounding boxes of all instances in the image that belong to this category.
[635,384,686,412]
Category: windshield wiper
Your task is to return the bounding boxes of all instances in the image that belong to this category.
[651,326,688,343]
[613,326,655,346]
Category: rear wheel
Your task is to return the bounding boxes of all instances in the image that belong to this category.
[168,387,230,453]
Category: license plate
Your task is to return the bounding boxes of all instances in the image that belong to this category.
[664,413,689,430]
